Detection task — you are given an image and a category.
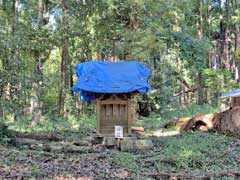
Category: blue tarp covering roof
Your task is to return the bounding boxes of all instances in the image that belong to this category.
[219,88,240,98]
[72,61,151,101]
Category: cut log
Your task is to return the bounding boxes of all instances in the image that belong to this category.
[160,107,240,135]
[160,113,217,132]
[180,113,216,132]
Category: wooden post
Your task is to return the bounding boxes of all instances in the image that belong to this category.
[96,99,100,134]
[127,99,131,134]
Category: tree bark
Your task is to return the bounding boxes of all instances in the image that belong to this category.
[30,0,45,126]
[58,0,71,116]
[197,72,204,104]
[197,0,205,105]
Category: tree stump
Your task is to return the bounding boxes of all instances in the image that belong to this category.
[213,107,240,135]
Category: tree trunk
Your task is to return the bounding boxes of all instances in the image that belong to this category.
[197,72,204,104]
[197,0,204,105]
[58,0,71,117]
[30,0,44,126]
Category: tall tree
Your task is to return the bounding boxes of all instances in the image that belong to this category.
[58,0,72,116]
[30,0,52,125]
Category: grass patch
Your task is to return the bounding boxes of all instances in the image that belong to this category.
[7,114,96,133]
[112,152,139,173]
[151,131,239,175]
[111,131,239,179]
[161,132,231,169]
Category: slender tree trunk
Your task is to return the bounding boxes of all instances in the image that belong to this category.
[197,0,205,104]
[30,0,44,126]
[197,72,204,104]
[58,0,71,117]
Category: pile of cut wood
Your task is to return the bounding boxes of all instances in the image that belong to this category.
[162,107,240,135]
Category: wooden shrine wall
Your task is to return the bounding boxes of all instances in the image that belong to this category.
[96,98,135,136]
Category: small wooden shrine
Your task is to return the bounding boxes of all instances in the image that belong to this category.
[93,92,137,136]
[72,61,151,137]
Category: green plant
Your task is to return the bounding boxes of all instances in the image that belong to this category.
[0,122,13,145]
[112,152,139,174]
[162,132,231,169]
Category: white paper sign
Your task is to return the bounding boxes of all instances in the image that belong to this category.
[115,125,123,139]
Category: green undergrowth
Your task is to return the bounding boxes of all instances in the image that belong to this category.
[6,113,96,133]
[136,104,220,129]
[159,132,233,170]
[113,131,239,179]
[0,122,14,145]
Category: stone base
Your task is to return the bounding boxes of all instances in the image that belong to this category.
[120,139,153,152]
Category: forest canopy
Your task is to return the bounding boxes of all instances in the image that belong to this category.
[0,0,240,125]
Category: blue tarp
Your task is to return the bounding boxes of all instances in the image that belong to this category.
[72,61,151,101]
[219,88,240,98]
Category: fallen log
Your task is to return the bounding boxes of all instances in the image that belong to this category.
[161,113,217,132]
[180,113,216,132]
[161,107,240,135]
[161,117,191,128]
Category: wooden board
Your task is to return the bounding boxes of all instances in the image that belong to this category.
[100,100,128,105]
[113,104,119,116]
[119,105,126,116]
[96,99,100,134]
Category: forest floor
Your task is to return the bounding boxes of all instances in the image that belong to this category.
[1,105,240,180]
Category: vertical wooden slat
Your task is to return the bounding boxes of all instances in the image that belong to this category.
[106,104,113,116]
[127,99,131,134]
[113,104,119,116]
[131,99,136,124]
[100,104,106,116]
[119,105,125,116]
[96,99,100,134]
